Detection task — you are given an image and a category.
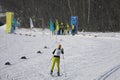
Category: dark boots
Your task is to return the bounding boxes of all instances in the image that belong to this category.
[57,72,60,76]
[50,70,53,75]
[50,70,60,76]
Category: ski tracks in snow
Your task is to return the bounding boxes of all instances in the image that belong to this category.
[96,64,120,80]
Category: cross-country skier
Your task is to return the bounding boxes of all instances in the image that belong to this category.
[50,44,64,76]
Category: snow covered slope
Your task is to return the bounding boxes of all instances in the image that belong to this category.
[0,26,120,80]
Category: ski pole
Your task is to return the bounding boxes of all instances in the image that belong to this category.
[62,54,67,77]
[48,57,52,69]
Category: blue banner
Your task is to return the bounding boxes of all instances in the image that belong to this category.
[71,16,78,34]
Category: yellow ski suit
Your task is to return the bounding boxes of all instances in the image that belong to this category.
[51,47,64,75]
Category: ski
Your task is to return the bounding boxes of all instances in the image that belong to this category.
[50,74,63,77]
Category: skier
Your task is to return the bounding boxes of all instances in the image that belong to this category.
[71,24,75,35]
[59,22,64,35]
[66,23,70,35]
[50,44,64,76]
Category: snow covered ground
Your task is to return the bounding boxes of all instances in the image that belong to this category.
[0,25,120,80]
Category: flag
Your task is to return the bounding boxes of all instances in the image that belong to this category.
[55,19,59,31]
[50,19,55,31]
[14,18,18,28]
[30,17,34,28]
[71,16,78,34]
[6,12,14,33]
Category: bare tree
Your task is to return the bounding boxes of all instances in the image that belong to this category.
[67,0,73,16]
[87,0,90,24]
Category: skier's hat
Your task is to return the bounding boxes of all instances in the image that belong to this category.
[58,44,61,48]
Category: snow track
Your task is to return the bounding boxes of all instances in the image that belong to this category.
[96,64,120,80]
